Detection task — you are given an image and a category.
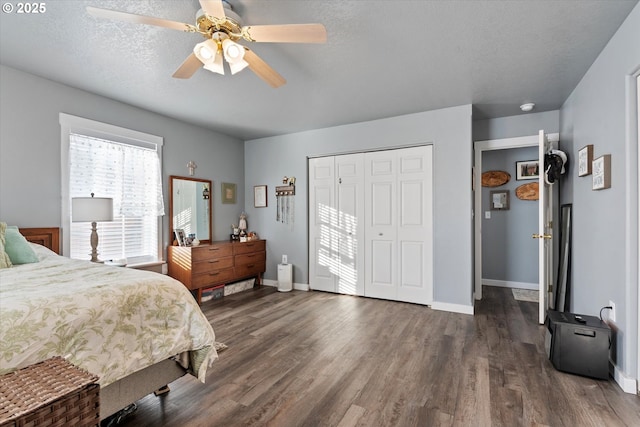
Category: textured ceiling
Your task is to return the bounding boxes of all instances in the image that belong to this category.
[0,0,637,140]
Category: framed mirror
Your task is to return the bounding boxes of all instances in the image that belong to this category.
[169,176,212,245]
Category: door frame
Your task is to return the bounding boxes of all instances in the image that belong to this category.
[473,133,559,301]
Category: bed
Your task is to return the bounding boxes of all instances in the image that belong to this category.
[0,227,217,420]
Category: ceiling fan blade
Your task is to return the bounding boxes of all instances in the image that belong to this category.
[87,6,193,32]
[172,53,202,79]
[244,24,327,43]
[199,0,226,18]
[243,48,286,88]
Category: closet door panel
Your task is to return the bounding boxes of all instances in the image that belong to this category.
[336,154,364,296]
[309,157,337,293]
[400,241,423,285]
[369,239,395,297]
[365,150,398,300]
[400,180,424,226]
[397,146,433,305]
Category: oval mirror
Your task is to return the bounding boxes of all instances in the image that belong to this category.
[169,175,212,244]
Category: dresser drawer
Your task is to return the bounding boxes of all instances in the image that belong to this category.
[233,240,265,255]
[235,251,265,267]
[192,268,235,288]
[192,243,233,262]
[235,261,266,278]
[192,256,234,275]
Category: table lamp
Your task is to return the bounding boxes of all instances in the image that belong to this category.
[72,193,113,262]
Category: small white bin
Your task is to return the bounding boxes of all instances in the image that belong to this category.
[277,263,293,292]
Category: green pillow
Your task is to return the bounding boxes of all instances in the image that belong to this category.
[4,226,39,264]
[0,222,13,269]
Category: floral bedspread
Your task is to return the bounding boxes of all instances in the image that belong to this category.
[0,244,217,387]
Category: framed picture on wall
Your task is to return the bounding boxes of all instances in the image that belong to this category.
[490,190,510,210]
[592,154,611,190]
[578,144,594,176]
[516,160,539,180]
[221,182,236,204]
[254,185,267,208]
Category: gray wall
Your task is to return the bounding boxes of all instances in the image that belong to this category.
[0,65,245,253]
[559,4,639,379]
[244,105,474,308]
[482,146,539,284]
[474,110,559,142]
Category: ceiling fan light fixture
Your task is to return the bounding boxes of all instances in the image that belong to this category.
[222,38,245,63]
[203,53,225,75]
[229,58,249,75]
[193,39,218,64]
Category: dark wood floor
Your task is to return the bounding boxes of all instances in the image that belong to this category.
[120,286,640,426]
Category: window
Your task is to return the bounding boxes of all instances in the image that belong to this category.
[60,114,164,263]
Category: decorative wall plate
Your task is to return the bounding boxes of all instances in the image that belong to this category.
[481,170,510,187]
[516,182,539,200]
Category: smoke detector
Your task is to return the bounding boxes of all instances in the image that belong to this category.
[520,103,535,112]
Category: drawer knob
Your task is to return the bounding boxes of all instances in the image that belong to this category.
[209,260,219,263]
[210,272,220,276]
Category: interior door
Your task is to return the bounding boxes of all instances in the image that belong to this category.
[396,146,433,305]
[335,154,364,295]
[364,146,433,304]
[308,156,337,292]
[364,150,397,300]
[536,130,553,324]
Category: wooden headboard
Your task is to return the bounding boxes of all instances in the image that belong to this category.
[20,228,61,255]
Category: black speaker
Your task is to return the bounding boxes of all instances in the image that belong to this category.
[545,310,611,379]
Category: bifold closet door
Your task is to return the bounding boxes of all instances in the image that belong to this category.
[309,156,336,293]
[309,146,432,305]
[364,146,433,305]
[308,154,364,295]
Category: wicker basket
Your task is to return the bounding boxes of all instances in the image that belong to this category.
[0,357,99,427]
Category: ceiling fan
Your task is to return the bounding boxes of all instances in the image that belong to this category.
[87,0,327,88]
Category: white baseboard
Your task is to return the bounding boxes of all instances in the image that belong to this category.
[483,279,538,290]
[610,361,638,394]
[262,279,309,291]
[431,301,474,315]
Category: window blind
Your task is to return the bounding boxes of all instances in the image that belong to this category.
[69,133,164,263]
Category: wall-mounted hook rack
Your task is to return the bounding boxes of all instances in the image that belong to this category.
[275,185,295,196]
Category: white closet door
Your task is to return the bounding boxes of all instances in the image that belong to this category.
[396,146,433,305]
[336,154,365,295]
[364,150,398,300]
[310,146,433,305]
[309,156,337,292]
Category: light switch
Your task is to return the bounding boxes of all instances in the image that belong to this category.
[485,211,491,219]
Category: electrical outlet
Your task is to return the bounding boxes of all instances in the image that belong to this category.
[609,300,616,322]
[282,255,288,264]
[485,211,491,219]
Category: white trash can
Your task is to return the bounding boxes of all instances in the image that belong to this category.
[277,263,293,292]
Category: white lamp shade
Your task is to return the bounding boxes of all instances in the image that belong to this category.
[194,39,219,64]
[229,59,249,75]
[203,53,225,75]
[222,39,245,63]
[72,197,114,222]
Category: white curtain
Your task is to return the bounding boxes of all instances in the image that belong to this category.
[69,133,164,261]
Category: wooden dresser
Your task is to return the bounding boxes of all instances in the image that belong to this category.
[167,240,266,303]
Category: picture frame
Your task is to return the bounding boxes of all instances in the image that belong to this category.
[221,182,236,204]
[516,160,539,180]
[578,144,594,176]
[254,185,267,208]
[490,190,510,210]
[592,154,611,190]
[174,229,186,246]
